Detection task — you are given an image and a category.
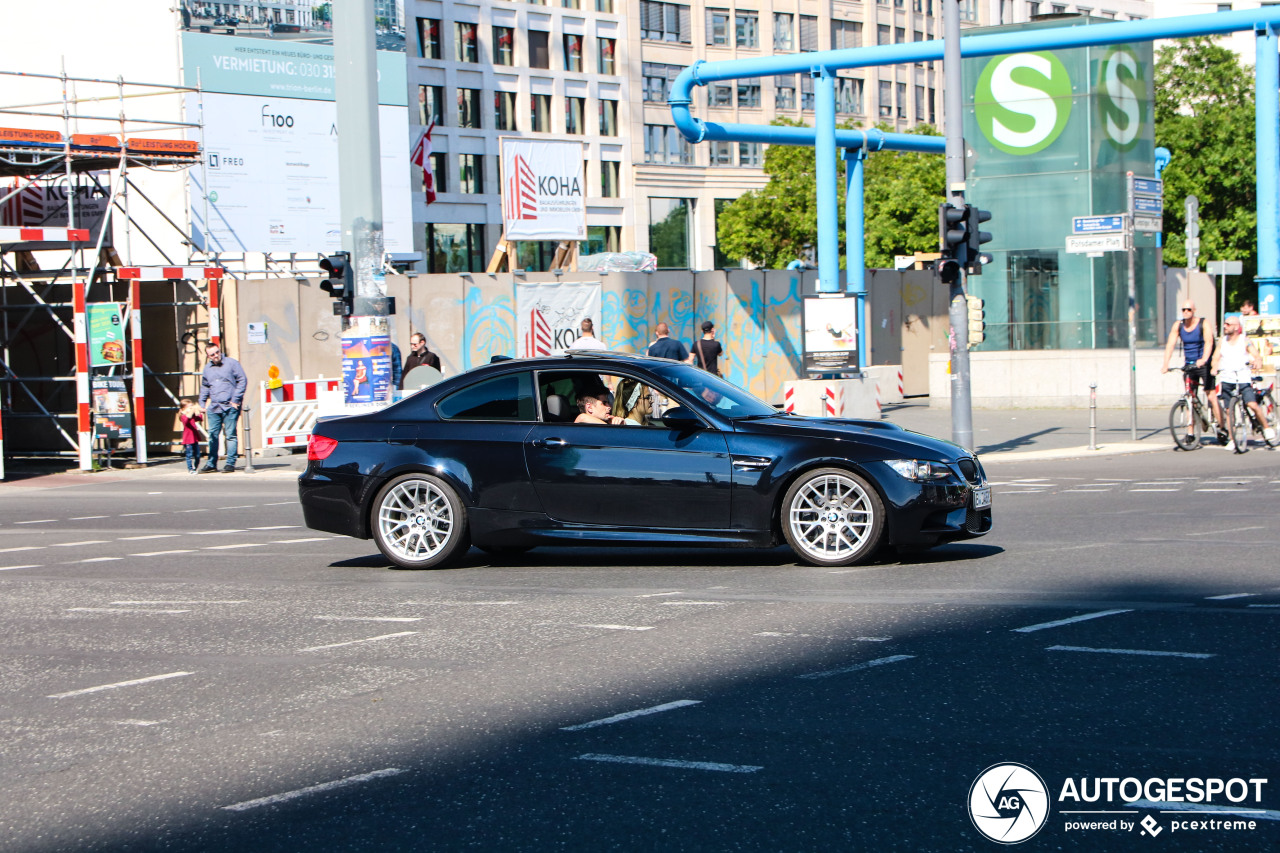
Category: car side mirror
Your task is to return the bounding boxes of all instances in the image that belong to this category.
[662,407,702,430]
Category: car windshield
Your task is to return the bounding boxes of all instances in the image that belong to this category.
[647,362,778,419]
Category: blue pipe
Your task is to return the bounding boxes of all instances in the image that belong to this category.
[815,70,838,293]
[845,146,870,369]
[1257,26,1280,314]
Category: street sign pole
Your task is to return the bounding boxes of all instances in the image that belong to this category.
[943,0,973,451]
[1125,173,1138,440]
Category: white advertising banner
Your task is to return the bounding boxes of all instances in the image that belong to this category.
[500,138,586,242]
[516,282,602,357]
[189,92,412,254]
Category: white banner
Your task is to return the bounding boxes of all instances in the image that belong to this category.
[516,282,602,357]
[501,138,586,241]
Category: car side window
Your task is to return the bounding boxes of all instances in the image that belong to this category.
[437,372,536,421]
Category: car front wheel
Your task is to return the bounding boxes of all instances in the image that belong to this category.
[371,473,470,569]
[781,467,885,567]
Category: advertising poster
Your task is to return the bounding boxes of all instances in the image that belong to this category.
[341,316,393,405]
[803,295,859,373]
[516,282,602,357]
[500,139,587,241]
[0,177,113,251]
[87,302,127,368]
[1242,314,1280,373]
[91,375,133,440]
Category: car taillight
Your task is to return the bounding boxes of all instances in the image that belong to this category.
[307,434,339,461]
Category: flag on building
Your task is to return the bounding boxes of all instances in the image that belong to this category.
[411,120,437,204]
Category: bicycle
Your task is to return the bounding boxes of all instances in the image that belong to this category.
[1223,375,1280,453]
[1169,366,1219,450]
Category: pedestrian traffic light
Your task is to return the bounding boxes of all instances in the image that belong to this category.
[939,203,969,265]
[937,257,961,284]
[966,206,993,275]
[319,252,353,316]
[967,294,986,346]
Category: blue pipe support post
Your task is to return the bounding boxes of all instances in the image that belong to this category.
[815,69,838,294]
[1257,25,1280,314]
[844,146,869,370]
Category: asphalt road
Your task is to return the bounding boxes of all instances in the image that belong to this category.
[0,448,1277,851]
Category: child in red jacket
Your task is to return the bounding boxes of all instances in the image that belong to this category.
[178,399,204,473]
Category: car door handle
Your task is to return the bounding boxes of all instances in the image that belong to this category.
[531,437,569,448]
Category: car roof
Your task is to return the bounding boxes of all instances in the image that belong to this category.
[468,350,680,377]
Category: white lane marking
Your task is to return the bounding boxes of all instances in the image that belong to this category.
[52,540,108,547]
[113,600,249,605]
[48,671,194,698]
[272,537,330,544]
[659,601,728,606]
[0,546,43,553]
[119,534,179,541]
[1247,604,1280,608]
[797,655,916,679]
[132,550,197,557]
[110,719,164,726]
[77,557,123,563]
[119,512,159,517]
[147,492,163,495]
[574,754,761,774]
[637,591,682,598]
[69,515,107,520]
[562,700,701,732]
[175,509,205,513]
[756,632,890,641]
[222,768,407,812]
[1134,481,1186,486]
[189,529,246,535]
[15,519,56,524]
[1188,526,1265,537]
[1065,489,1111,493]
[1195,488,1248,493]
[576,624,655,631]
[1047,645,1214,659]
[263,501,295,506]
[248,525,298,530]
[1206,593,1258,600]
[203,543,265,550]
[0,565,41,571]
[1128,801,1280,821]
[218,505,255,509]
[67,607,190,615]
[299,631,418,652]
[313,616,423,623]
[1129,488,1178,492]
[1012,609,1133,633]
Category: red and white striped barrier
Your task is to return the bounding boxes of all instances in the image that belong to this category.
[823,384,842,418]
[260,377,341,448]
[875,384,882,414]
[0,226,90,244]
[784,386,795,414]
[897,368,904,398]
[208,276,221,349]
[115,266,225,280]
[73,281,92,470]
[130,281,147,465]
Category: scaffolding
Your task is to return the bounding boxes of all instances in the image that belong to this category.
[0,68,215,475]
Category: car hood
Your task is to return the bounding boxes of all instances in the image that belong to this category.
[733,416,968,462]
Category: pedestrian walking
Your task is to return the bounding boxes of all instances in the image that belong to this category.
[646,322,690,363]
[692,320,727,377]
[568,317,607,350]
[178,399,203,473]
[198,343,247,473]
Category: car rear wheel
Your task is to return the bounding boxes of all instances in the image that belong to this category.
[781,467,884,567]
[371,473,470,569]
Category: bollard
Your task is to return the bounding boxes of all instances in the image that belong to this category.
[1089,382,1098,451]
[241,405,256,473]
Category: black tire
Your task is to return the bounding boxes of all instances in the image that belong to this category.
[781,467,885,567]
[1169,399,1199,450]
[1231,397,1249,453]
[370,473,470,569]
[1263,392,1280,448]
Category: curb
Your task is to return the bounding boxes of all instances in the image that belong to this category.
[981,441,1169,463]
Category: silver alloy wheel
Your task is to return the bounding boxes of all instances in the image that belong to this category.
[377,477,454,563]
[787,471,875,562]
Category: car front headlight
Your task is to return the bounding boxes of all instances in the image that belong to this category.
[885,459,952,481]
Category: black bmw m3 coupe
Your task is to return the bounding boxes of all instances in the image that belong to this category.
[299,351,991,569]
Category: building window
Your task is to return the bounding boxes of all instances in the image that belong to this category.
[596,0,614,12]
[877,24,890,46]
[564,34,583,71]
[713,199,738,269]
[427,223,485,274]
[565,97,585,134]
[643,62,681,102]
[799,15,818,52]
[649,198,693,269]
[736,11,758,48]
[599,99,618,135]
[710,83,733,108]
[562,0,581,8]
[586,224,621,254]
[529,30,550,68]
[929,87,936,123]
[837,77,863,115]
[493,26,514,65]
[598,37,616,74]
[601,160,620,197]
[459,154,484,194]
[879,80,893,118]
[738,142,761,167]
[710,141,733,166]
[915,85,926,122]
[896,82,906,119]
[707,8,730,46]
[429,153,448,193]
[419,85,445,126]
[454,22,478,63]
[417,18,441,59]
[531,94,552,132]
[832,19,860,50]
[775,75,796,110]
[737,77,761,108]
[774,13,793,51]
[1028,1,1041,15]
[641,2,691,43]
[800,74,814,111]
[643,125,692,165]
[495,91,518,131]
[458,88,482,128]
[895,27,905,45]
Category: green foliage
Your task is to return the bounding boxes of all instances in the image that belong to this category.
[313,4,331,23]
[714,120,945,270]
[1155,37,1257,303]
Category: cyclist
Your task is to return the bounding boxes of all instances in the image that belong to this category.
[1212,316,1276,451]
[1161,300,1224,442]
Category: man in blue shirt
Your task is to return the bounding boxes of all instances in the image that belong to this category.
[198,343,248,473]
[646,322,692,363]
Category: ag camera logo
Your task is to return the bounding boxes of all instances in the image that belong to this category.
[969,763,1050,844]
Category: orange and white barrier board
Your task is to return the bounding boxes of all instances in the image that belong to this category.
[260,377,341,449]
[0,226,90,243]
[129,281,147,465]
[73,281,92,470]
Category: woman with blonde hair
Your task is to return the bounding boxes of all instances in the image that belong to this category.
[612,378,652,425]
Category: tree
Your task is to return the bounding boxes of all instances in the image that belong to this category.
[715,120,944,269]
[1155,37,1257,303]
[313,3,331,23]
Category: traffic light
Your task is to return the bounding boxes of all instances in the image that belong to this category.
[966,206,993,275]
[939,203,969,265]
[966,294,986,346]
[319,252,353,316]
[937,257,961,284]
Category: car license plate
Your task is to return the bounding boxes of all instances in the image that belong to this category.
[971,486,991,509]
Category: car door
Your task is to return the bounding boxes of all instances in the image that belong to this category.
[524,372,732,529]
